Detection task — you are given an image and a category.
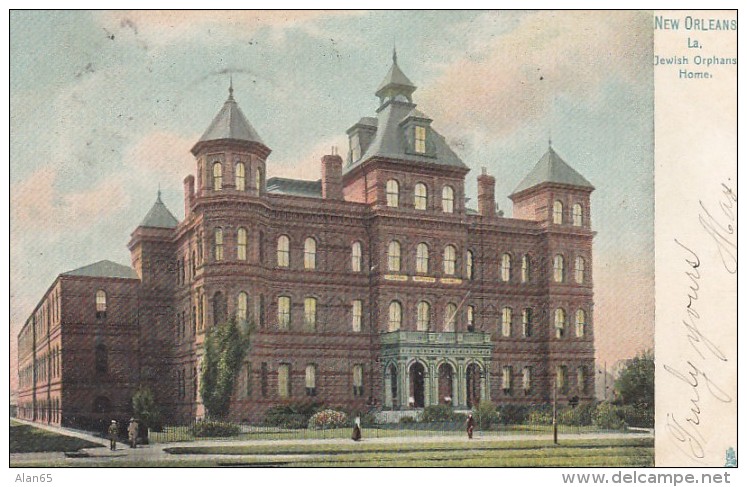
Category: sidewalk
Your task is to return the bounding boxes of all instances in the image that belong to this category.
[10,420,654,466]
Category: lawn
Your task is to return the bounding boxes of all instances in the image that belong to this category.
[149,423,611,443]
[10,420,103,453]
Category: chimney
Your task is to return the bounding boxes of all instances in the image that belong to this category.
[477,167,496,217]
[184,175,195,218]
[321,150,343,200]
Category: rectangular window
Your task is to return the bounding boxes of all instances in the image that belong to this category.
[501,307,512,337]
[523,366,532,394]
[522,308,532,337]
[352,300,362,332]
[305,364,316,396]
[556,365,568,392]
[260,362,268,397]
[466,305,475,331]
[304,297,317,332]
[502,366,512,393]
[245,363,252,397]
[278,364,290,398]
[414,126,427,153]
[278,296,291,330]
[353,364,364,397]
[577,366,586,393]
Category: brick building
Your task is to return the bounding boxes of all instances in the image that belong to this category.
[16,53,595,426]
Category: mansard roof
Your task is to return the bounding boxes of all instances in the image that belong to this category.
[512,146,594,195]
[267,177,322,198]
[62,260,139,280]
[139,191,178,229]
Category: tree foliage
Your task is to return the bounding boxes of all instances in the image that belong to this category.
[132,386,162,430]
[200,317,251,419]
[614,350,654,408]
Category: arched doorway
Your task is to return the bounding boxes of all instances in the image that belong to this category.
[409,362,426,408]
[438,363,455,405]
[466,363,482,408]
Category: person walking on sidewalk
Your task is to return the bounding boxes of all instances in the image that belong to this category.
[107,420,118,450]
[466,414,475,439]
[127,418,139,448]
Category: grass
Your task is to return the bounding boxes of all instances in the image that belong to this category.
[11,438,654,467]
[149,423,611,443]
[10,420,103,454]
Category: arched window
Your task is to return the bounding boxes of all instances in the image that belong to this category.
[444,303,457,332]
[443,245,456,275]
[237,227,248,261]
[553,255,565,283]
[278,364,290,398]
[213,162,223,191]
[213,291,226,325]
[554,308,566,338]
[237,292,248,323]
[466,305,475,331]
[386,179,399,207]
[277,235,290,268]
[351,241,362,272]
[214,228,224,261]
[521,254,530,283]
[235,162,246,191]
[95,344,108,374]
[575,257,585,284]
[388,301,402,331]
[305,364,317,396]
[501,307,512,337]
[573,203,583,227]
[576,309,586,337]
[387,241,401,272]
[352,365,364,397]
[522,308,532,337]
[352,300,362,332]
[523,366,532,393]
[556,365,568,392]
[501,253,512,282]
[304,297,317,331]
[466,250,474,280]
[414,183,428,210]
[577,366,587,393]
[95,290,107,319]
[416,243,429,273]
[553,200,563,224]
[256,167,263,193]
[502,366,512,392]
[277,296,291,330]
[442,186,454,213]
[416,301,430,331]
[304,238,316,270]
[415,125,427,153]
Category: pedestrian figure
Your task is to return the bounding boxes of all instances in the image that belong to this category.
[466,413,475,439]
[351,415,362,441]
[127,418,139,448]
[108,420,118,450]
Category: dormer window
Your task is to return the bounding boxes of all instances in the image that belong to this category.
[351,134,361,162]
[414,126,427,153]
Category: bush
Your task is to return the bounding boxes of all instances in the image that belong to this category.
[399,415,417,424]
[308,409,348,429]
[619,404,654,428]
[558,401,596,426]
[495,404,531,425]
[191,420,240,437]
[473,401,499,429]
[421,405,458,423]
[526,404,553,425]
[264,401,324,429]
[592,402,627,430]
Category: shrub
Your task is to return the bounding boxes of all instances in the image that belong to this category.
[263,401,324,429]
[495,404,531,425]
[191,420,240,437]
[399,415,417,424]
[308,409,348,429]
[558,401,596,426]
[619,404,654,428]
[473,400,499,429]
[592,402,627,430]
[421,404,458,423]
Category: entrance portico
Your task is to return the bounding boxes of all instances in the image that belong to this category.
[380,331,492,409]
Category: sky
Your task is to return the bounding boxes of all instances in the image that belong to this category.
[9,10,655,391]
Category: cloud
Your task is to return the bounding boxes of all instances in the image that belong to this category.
[125,130,196,179]
[419,11,652,140]
[267,133,348,181]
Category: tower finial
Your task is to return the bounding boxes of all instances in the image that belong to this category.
[157,183,162,202]
[392,42,397,64]
[228,74,234,100]
[548,129,552,148]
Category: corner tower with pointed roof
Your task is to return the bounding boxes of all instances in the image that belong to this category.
[509,143,594,229]
[190,82,271,198]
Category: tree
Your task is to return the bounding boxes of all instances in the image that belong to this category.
[200,317,252,419]
[132,386,162,432]
[614,350,654,408]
